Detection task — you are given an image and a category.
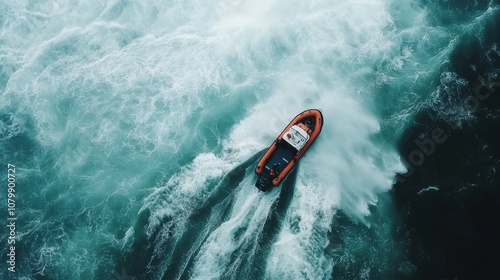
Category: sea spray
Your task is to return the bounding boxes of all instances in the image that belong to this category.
[0,0,465,279]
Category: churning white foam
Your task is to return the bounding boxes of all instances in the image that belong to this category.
[1,0,421,278]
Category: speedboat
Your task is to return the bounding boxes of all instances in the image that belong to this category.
[255,109,323,191]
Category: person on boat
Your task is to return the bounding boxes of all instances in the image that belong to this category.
[305,119,312,126]
[270,162,280,179]
[298,120,313,134]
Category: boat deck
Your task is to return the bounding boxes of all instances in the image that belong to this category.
[255,141,297,191]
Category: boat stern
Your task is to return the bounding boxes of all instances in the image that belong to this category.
[255,175,273,192]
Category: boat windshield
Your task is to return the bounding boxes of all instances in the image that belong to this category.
[282,125,310,151]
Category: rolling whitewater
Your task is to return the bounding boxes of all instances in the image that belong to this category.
[1,0,499,279]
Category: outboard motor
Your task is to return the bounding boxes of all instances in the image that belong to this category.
[255,176,272,192]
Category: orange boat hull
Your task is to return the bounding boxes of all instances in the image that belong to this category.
[255,109,323,191]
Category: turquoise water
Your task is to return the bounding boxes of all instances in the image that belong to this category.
[1,0,499,279]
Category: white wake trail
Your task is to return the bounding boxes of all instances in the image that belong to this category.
[190,176,280,280]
